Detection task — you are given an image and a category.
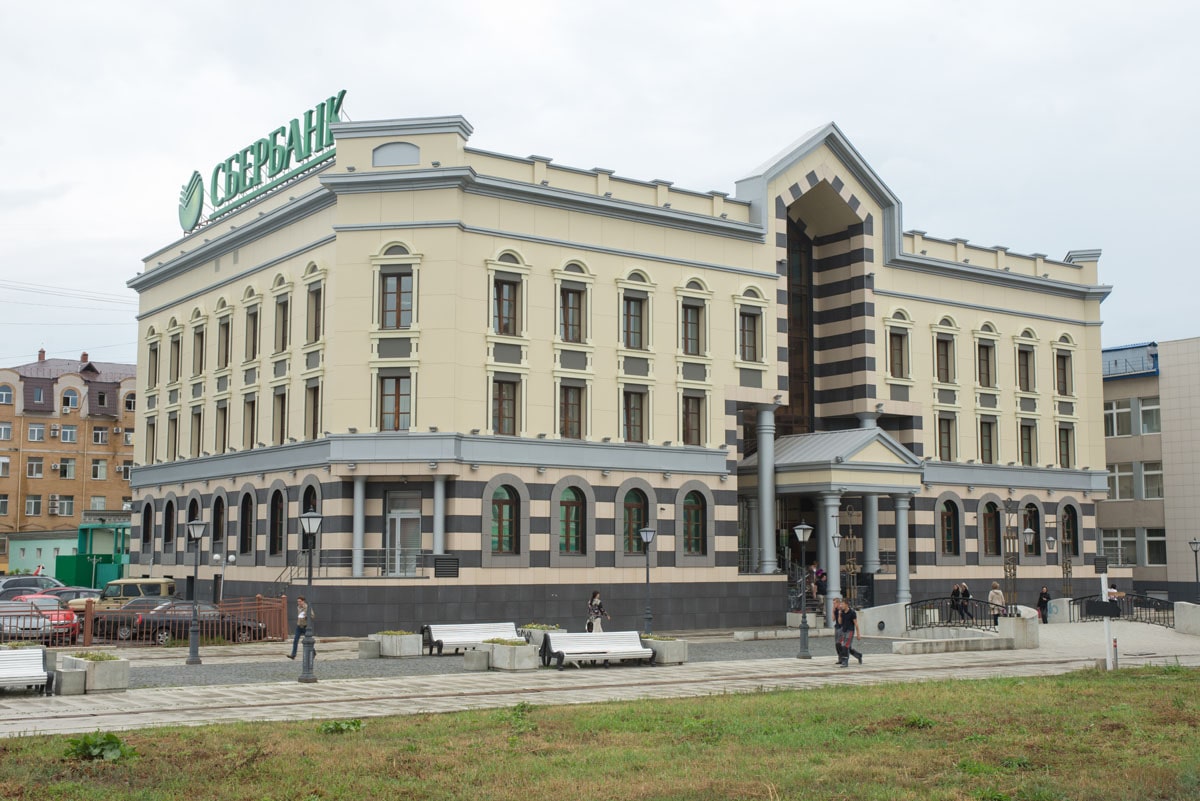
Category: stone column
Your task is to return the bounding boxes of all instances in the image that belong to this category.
[757,407,778,573]
[893,493,912,603]
[862,493,880,574]
[820,491,842,624]
[352,474,366,577]
[432,474,446,554]
[745,497,760,573]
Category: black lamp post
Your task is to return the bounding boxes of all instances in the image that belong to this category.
[1189,539,1200,604]
[639,526,655,635]
[793,523,813,660]
[185,518,206,666]
[297,511,322,684]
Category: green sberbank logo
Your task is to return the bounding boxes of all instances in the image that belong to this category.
[178,90,346,232]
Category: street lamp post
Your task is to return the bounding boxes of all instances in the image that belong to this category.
[842,505,859,606]
[639,527,656,635]
[1189,539,1200,604]
[793,523,813,660]
[1002,499,1020,616]
[298,511,323,684]
[185,518,207,666]
[212,552,236,604]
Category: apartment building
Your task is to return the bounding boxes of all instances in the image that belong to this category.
[127,94,1114,633]
[0,350,137,576]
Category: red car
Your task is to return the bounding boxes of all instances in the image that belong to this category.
[13,594,81,644]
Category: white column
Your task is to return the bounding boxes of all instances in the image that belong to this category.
[432,474,446,554]
[352,475,366,577]
[757,407,778,573]
[894,493,912,603]
[863,493,880,574]
[821,491,842,624]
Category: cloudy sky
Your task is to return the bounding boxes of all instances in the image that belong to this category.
[1,1,1194,366]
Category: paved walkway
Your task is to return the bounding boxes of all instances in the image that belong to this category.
[2,621,1196,739]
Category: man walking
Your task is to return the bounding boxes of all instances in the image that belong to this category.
[836,598,863,667]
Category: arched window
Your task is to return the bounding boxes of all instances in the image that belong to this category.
[559,487,584,554]
[982,502,1001,557]
[940,500,960,556]
[239,495,254,554]
[213,497,226,547]
[1061,506,1079,557]
[491,486,517,554]
[141,503,153,545]
[683,491,705,555]
[622,489,648,553]
[163,501,175,549]
[269,491,285,555]
[188,498,200,525]
[1023,504,1042,556]
[62,389,79,410]
[302,485,318,514]
[0,384,12,404]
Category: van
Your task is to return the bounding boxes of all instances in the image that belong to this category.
[68,578,177,613]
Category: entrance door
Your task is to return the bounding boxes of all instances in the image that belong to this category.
[384,492,423,577]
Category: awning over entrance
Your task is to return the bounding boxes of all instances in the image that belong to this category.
[739,427,923,494]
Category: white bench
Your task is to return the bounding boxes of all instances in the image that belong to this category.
[0,649,51,695]
[542,631,653,670]
[421,622,520,655]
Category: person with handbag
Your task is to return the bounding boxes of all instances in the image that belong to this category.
[586,591,610,633]
[988,582,1005,625]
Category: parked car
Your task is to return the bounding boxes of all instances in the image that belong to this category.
[92,597,175,640]
[0,600,54,643]
[12,595,80,643]
[69,577,177,615]
[39,586,102,605]
[0,576,65,597]
[134,600,268,646]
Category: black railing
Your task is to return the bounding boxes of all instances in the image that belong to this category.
[1070,593,1175,628]
[905,597,1002,632]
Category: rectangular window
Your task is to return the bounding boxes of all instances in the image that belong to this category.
[0,421,9,440]
[937,417,955,461]
[0,494,7,515]
[28,423,45,442]
[1054,350,1072,395]
[1057,426,1074,468]
[888,330,908,378]
[245,307,260,360]
[1104,399,1131,437]
[381,272,413,329]
[1107,462,1133,499]
[124,430,134,446]
[306,283,323,343]
[935,337,953,383]
[623,390,644,443]
[1145,528,1167,565]
[90,496,106,511]
[169,333,181,383]
[379,377,411,431]
[125,394,136,412]
[190,408,203,456]
[1019,421,1036,466]
[272,392,287,445]
[682,395,703,446]
[977,341,995,387]
[1100,528,1137,567]
[1017,348,1033,392]
[26,496,42,516]
[57,496,75,516]
[92,458,107,480]
[144,419,156,463]
[166,417,178,461]
[739,311,760,362]
[0,457,7,478]
[493,279,520,336]
[560,287,584,343]
[979,420,996,464]
[215,405,228,454]
[147,342,160,386]
[274,296,290,352]
[243,398,257,450]
[93,426,109,445]
[27,457,43,478]
[493,380,518,435]
[192,328,205,375]
[120,460,133,481]
[681,304,703,356]
[217,316,232,369]
[304,384,320,440]
[1140,396,1160,434]
[560,385,583,439]
[623,297,644,350]
[1142,461,1163,499]
[59,458,76,479]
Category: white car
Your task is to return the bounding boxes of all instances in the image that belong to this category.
[0,601,53,643]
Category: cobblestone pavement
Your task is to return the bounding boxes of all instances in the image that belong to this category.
[1,621,1195,739]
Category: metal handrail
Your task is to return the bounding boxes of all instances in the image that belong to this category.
[905,597,1002,632]
[1069,593,1175,628]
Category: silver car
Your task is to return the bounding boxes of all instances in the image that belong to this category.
[0,601,53,643]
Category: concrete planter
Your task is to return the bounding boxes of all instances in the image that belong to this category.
[518,627,562,648]
[489,642,539,671]
[376,633,422,658]
[645,638,688,665]
[60,655,130,693]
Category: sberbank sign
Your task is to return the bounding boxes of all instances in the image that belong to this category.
[178,90,347,232]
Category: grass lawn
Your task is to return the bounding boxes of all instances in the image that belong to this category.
[1,665,1197,801]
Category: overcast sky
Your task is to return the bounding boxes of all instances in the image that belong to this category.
[1,1,1193,367]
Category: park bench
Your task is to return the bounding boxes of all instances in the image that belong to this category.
[0,648,51,695]
[421,622,520,655]
[542,630,653,670]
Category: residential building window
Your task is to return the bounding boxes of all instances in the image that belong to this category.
[888,328,909,378]
[379,376,411,431]
[937,416,955,461]
[92,459,107,480]
[0,494,7,515]
[245,306,260,360]
[216,316,232,369]
[124,430,134,446]
[93,426,109,445]
[493,279,520,336]
[124,393,136,412]
[977,340,996,387]
[1054,350,1073,395]
[681,302,703,356]
[306,282,323,342]
[1104,399,1131,437]
[243,397,257,450]
[191,408,203,456]
[29,423,45,442]
[27,457,43,478]
[166,416,178,461]
[560,385,583,439]
[935,336,954,383]
[1142,461,1163,499]
[623,390,645,443]
[269,491,284,556]
[274,296,290,352]
[1146,528,1167,565]
[560,287,584,343]
[57,496,75,516]
[491,486,518,554]
[380,271,413,329]
[144,419,156,463]
[682,395,703,446]
[1106,462,1133,500]
[33,388,43,403]
[0,457,7,478]
[1140,396,1160,434]
[192,327,205,375]
[272,392,287,446]
[739,310,760,362]
[982,502,1001,557]
[1019,421,1036,466]
[59,459,75,479]
[239,495,255,554]
[62,389,79,409]
[0,384,11,403]
[215,406,228,454]
[1057,426,1074,468]
[623,296,645,350]
[492,379,518,436]
[1017,347,1034,392]
[147,342,160,386]
[1060,506,1080,557]
[940,500,961,556]
[622,489,649,553]
[0,422,9,440]
[61,425,77,443]
[169,333,181,383]
[120,460,133,481]
[97,392,107,407]
[683,491,706,555]
[1100,528,1136,566]
[979,420,996,464]
[304,384,320,441]
[26,496,42,516]
[559,487,584,554]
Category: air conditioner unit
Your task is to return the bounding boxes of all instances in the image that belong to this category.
[47,502,59,515]
[51,463,60,471]
[48,494,60,502]
[114,427,123,434]
[49,425,60,438]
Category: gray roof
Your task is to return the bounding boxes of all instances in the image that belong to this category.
[10,358,136,384]
[742,428,922,470]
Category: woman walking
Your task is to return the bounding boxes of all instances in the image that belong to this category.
[988,582,1005,626]
[586,591,610,632]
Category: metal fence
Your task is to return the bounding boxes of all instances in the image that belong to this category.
[1069,593,1175,628]
[77,595,288,648]
[905,597,1002,633]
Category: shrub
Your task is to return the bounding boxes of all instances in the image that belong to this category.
[64,731,137,762]
[642,634,677,641]
[520,623,561,630]
[70,652,120,662]
[377,630,415,636]
[484,638,528,646]
[3,641,42,649]
[319,719,364,734]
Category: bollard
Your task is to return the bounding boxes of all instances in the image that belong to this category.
[1112,638,1118,670]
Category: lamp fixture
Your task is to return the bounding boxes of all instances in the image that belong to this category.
[537,433,547,439]
[470,428,480,435]
[537,466,547,474]
[601,469,611,477]
[662,472,672,480]
[428,461,438,470]
[348,427,358,433]
[1022,527,1035,547]
[431,161,441,167]
[257,442,265,448]
[347,463,357,471]
[288,437,297,443]
[429,426,438,432]
[719,473,728,482]
[1045,533,1057,552]
[470,464,480,471]
[602,436,611,442]
[662,440,671,447]
[967,485,974,492]
[832,532,842,549]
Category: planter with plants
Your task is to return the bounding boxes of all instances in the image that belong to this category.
[60,651,130,693]
[371,630,423,658]
[517,623,562,648]
[642,634,688,665]
[484,637,539,671]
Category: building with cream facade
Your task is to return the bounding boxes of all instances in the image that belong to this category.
[128,96,1116,634]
